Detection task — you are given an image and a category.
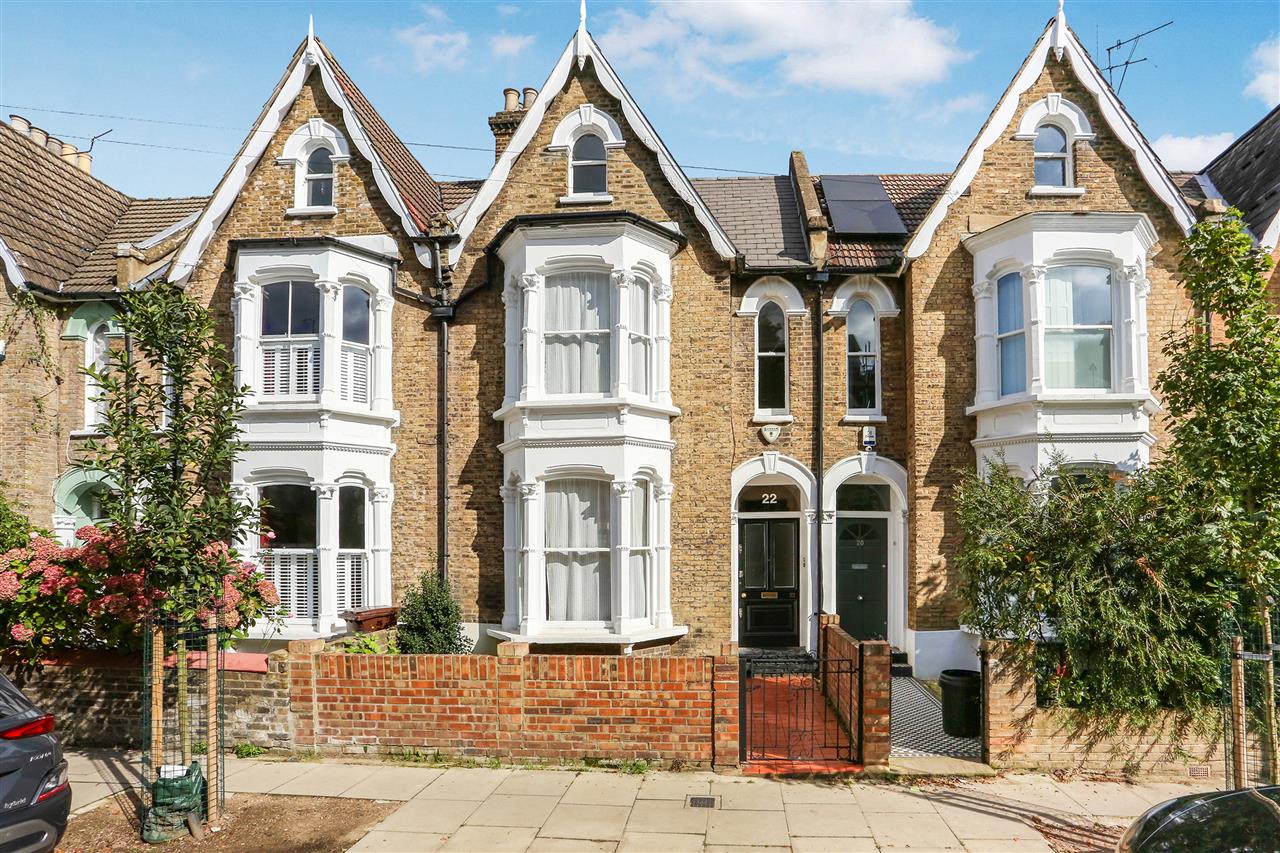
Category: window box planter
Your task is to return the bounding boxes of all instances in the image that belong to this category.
[340,606,398,634]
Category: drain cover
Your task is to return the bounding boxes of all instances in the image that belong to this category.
[686,795,719,809]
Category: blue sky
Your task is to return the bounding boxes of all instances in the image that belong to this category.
[0,1,1276,199]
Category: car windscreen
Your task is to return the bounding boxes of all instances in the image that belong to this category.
[0,675,33,719]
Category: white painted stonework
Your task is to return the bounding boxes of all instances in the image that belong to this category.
[964,212,1159,475]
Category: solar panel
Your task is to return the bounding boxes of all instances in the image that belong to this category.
[820,175,907,236]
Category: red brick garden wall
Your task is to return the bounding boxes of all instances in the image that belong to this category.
[819,616,891,767]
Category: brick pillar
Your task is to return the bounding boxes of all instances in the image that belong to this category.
[818,613,839,659]
[287,639,324,750]
[496,641,529,760]
[859,640,891,767]
[712,642,740,768]
[981,639,1036,767]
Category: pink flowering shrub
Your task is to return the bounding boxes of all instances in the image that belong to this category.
[0,508,279,664]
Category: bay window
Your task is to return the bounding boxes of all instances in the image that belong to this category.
[544,271,611,395]
[629,276,652,396]
[258,484,319,621]
[340,286,372,405]
[996,272,1026,396]
[1045,265,1112,390]
[336,484,367,613]
[544,478,611,622]
[260,281,321,397]
[756,301,788,414]
[846,299,878,412]
[629,479,653,619]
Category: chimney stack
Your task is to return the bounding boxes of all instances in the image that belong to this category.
[522,87,538,109]
[489,87,526,162]
[9,115,30,137]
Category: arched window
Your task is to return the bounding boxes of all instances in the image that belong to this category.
[1034,124,1070,187]
[258,484,319,620]
[570,134,607,196]
[85,322,110,429]
[260,281,321,397]
[1045,265,1112,389]
[544,271,611,395]
[306,147,334,207]
[755,301,788,415]
[337,484,368,612]
[996,271,1026,396]
[847,299,878,413]
[544,478,611,622]
[629,276,652,396]
[339,286,372,405]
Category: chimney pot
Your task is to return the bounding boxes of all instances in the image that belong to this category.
[76,151,92,174]
[522,88,538,109]
[503,87,520,112]
[28,126,48,148]
[46,136,63,156]
[9,115,30,137]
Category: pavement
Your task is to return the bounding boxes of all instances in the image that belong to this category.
[64,750,1220,852]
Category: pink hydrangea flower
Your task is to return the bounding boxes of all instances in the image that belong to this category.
[256,579,281,607]
[66,587,86,606]
[9,624,34,643]
[0,571,18,601]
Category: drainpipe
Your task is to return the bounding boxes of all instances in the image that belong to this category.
[810,271,829,651]
[427,238,455,584]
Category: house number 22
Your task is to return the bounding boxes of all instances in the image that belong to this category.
[760,493,778,505]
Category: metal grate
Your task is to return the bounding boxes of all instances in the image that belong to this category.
[686,795,719,809]
[740,652,858,763]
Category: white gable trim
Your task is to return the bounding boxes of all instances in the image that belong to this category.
[448,31,736,266]
[905,21,1195,261]
[1014,94,1094,140]
[170,34,431,285]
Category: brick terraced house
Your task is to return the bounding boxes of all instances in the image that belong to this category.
[1,7,1276,678]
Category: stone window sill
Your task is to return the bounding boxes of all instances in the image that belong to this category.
[285,205,338,218]
[1028,186,1086,197]
[558,193,613,206]
[753,413,794,425]
[841,413,887,424]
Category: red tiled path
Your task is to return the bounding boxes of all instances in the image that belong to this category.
[741,674,862,775]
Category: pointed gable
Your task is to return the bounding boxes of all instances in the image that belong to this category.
[904,12,1195,260]
[448,29,736,266]
[170,33,444,283]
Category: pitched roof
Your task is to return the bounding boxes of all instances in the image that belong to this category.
[439,179,483,213]
[1168,171,1208,202]
[819,174,949,271]
[0,121,201,296]
[691,176,809,269]
[1203,104,1280,247]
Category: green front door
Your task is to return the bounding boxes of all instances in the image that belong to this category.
[738,518,800,648]
[835,517,889,640]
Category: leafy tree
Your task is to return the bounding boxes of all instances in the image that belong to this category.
[397,570,470,654]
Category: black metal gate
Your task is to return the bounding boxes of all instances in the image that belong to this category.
[740,651,859,764]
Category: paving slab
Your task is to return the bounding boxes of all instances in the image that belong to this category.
[561,773,642,807]
[273,762,376,797]
[635,772,716,800]
[779,781,857,805]
[867,811,963,849]
[624,798,711,836]
[709,777,785,811]
[784,802,873,837]
[540,803,632,841]
[416,767,512,801]
[70,782,118,812]
[705,808,791,847]
[376,798,481,834]
[954,779,1079,817]
[932,801,1039,840]
[1127,781,1218,806]
[791,838,879,852]
[440,825,538,852]
[1053,781,1158,818]
[704,845,791,852]
[616,832,706,852]
[348,830,448,852]
[851,784,939,814]
[343,767,443,801]
[466,794,561,828]
[224,760,313,793]
[495,769,577,797]
[962,838,1054,851]
[527,839,617,852]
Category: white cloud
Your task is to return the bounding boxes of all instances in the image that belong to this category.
[496,3,520,16]
[417,4,450,23]
[599,0,969,100]
[490,32,535,59]
[396,25,469,73]
[935,92,984,122]
[1152,132,1236,171]
[1244,36,1279,107]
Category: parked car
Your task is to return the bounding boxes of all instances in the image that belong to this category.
[1117,785,1280,852]
[0,673,70,853]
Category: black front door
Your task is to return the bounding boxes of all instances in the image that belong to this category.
[738,518,800,648]
[835,517,889,640]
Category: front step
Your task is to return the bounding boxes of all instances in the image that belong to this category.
[890,648,913,678]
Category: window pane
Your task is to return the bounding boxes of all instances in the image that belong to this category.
[545,479,609,549]
[737,484,801,512]
[260,485,316,548]
[572,134,606,161]
[757,302,786,353]
[308,177,333,207]
[545,272,609,331]
[629,278,650,335]
[772,521,797,588]
[848,300,875,353]
[573,163,607,194]
[631,480,650,547]
[262,282,290,335]
[545,552,610,621]
[338,485,365,549]
[342,286,371,344]
[848,355,876,410]
[1034,157,1066,187]
[1034,124,1067,153]
[1045,329,1111,389]
[836,483,891,512]
[757,354,786,410]
[741,522,768,589]
[630,336,650,394]
[996,272,1023,334]
[1047,266,1111,327]
[627,551,648,619]
[290,282,321,335]
[307,147,333,174]
[999,332,1027,395]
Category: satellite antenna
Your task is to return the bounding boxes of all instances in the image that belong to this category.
[1103,20,1172,93]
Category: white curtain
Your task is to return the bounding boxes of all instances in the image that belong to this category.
[628,480,650,619]
[545,479,611,621]
[544,271,611,394]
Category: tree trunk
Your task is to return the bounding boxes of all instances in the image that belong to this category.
[1263,607,1278,784]
[176,637,190,766]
